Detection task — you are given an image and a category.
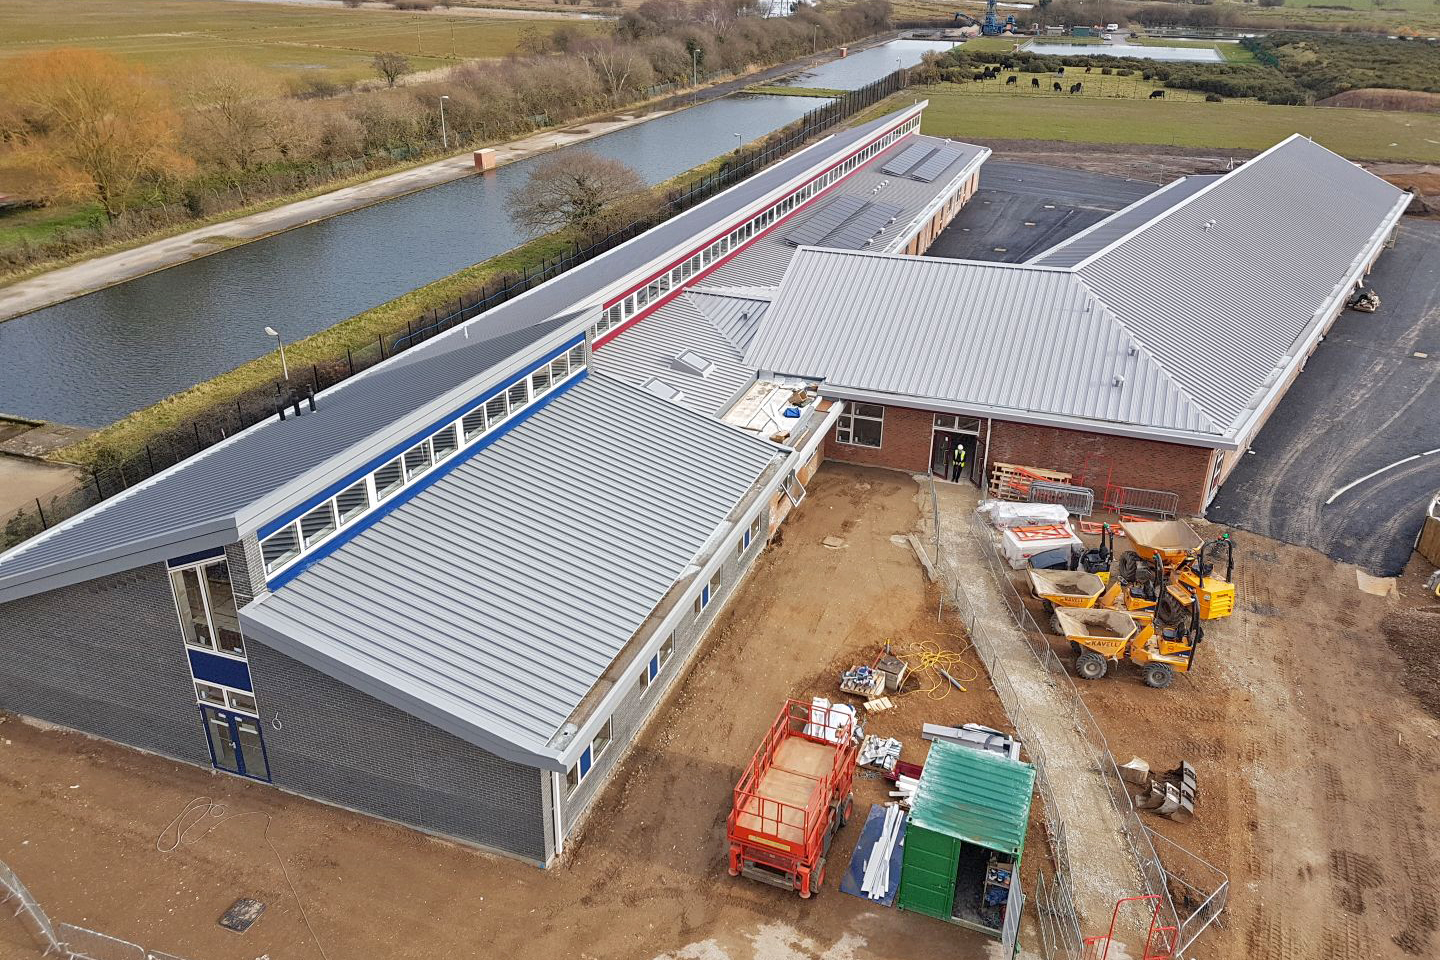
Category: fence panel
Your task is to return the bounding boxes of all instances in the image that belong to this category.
[1028,480,1095,517]
[57,923,147,960]
[1101,485,1179,519]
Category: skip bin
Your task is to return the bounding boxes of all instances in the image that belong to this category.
[897,741,1035,941]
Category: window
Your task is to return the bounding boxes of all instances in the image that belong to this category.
[299,501,337,549]
[637,286,650,308]
[462,407,487,442]
[336,479,369,525]
[549,355,569,383]
[660,633,675,667]
[643,633,677,691]
[738,533,747,557]
[531,364,552,396]
[566,761,582,795]
[751,515,763,542]
[836,403,884,448]
[567,344,585,370]
[507,379,529,411]
[374,457,405,500]
[195,681,226,707]
[403,441,432,480]
[431,423,459,461]
[228,691,257,714]
[657,274,670,294]
[261,525,300,574]
[592,717,613,760]
[485,393,508,425]
[172,560,245,656]
[695,573,719,615]
[624,295,635,316]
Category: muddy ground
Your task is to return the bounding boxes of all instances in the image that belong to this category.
[0,465,1017,960]
[1010,519,1440,960]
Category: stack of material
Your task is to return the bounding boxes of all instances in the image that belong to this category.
[840,665,885,697]
[861,803,907,901]
[804,697,858,743]
[889,771,921,807]
[921,723,1021,762]
[859,735,902,771]
[863,696,896,713]
[975,499,1072,531]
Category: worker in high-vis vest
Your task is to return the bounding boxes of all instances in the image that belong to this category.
[950,442,967,482]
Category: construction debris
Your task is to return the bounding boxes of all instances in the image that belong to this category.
[859,735,902,771]
[888,774,920,807]
[863,696,895,713]
[921,723,1021,762]
[1348,288,1381,312]
[840,665,885,697]
[907,533,939,582]
[1119,756,1151,786]
[1135,761,1198,822]
[875,651,910,693]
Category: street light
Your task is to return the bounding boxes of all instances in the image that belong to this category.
[264,326,289,381]
[733,132,743,153]
[439,94,450,150]
[691,47,699,87]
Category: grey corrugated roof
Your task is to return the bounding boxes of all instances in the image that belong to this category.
[0,107,931,603]
[685,288,771,353]
[0,317,573,603]
[747,249,1214,436]
[239,373,779,766]
[1029,175,1219,268]
[1072,136,1408,433]
[591,294,754,416]
[748,135,1409,447]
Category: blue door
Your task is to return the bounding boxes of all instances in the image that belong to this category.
[201,706,271,782]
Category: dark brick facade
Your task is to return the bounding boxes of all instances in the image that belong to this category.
[823,403,934,473]
[0,562,211,767]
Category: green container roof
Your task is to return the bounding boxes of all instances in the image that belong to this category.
[907,741,1036,856]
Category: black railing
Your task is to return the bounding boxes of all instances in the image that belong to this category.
[1,69,912,553]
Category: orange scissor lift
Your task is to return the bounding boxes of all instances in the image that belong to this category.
[726,699,859,898]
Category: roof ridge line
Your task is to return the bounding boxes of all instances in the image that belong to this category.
[1025,175,1197,266]
[1067,134,1309,272]
[1070,274,1223,435]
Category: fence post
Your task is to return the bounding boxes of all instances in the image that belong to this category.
[193,422,203,450]
[347,347,355,376]
[145,444,155,475]
[92,471,104,500]
[35,499,47,530]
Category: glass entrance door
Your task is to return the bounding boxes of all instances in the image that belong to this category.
[201,706,270,782]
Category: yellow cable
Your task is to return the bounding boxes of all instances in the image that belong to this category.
[894,636,982,700]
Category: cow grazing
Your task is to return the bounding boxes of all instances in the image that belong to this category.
[1057,66,1065,75]
[1150,89,1165,99]
[1031,77,1040,88]
[1085,66,1092,73]
[1006,74,1017,85]
[1053,82,1063,91]
[1070,82,1082,94]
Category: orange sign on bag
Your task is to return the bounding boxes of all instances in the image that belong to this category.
[1009,524,1071,541]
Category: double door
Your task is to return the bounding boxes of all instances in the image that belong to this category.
[201,706,270,781]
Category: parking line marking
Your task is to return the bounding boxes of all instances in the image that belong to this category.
[1325,448,1440,505]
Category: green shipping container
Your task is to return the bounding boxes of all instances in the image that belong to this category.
[897,741,1035,938]
[1073,26,1095,37]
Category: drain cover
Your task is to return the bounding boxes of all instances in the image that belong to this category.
[219,898,265,933]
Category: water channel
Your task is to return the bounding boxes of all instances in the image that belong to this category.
[0,38,954,427]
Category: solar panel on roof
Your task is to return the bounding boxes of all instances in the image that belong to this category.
[881,144,935,178]
[910,148,962,183]
[818,202,904,250]
[785,195,868,247]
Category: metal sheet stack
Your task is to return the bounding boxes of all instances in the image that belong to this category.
[861,802,907,901]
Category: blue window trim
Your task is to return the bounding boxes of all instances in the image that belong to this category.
[189,648,254,692]
[579,745,593,777]
[258,335,583,540]
[743,530,752,549]
[266,366,588,591]
[701,584,711,608]
[648,656,659,681]
[168,546,226,568]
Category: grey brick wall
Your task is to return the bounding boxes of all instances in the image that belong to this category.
[244,641,549,865]
[0,562,211,766]
[224,536,266,606]
[555,502,772,846]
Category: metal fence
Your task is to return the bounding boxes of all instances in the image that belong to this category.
[926,477,1227,958]
[0,68,914,555]
[1100,485,1180,520]
[1028,480,1095,517]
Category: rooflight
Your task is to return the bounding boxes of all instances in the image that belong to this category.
[642,378,685,403]
[673,349,716,378]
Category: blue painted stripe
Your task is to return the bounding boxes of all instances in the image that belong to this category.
[189,649,253,691]
[579,745,592,777]
[266,367,589,591]
[167,546,226,568]
[258,334,584,539]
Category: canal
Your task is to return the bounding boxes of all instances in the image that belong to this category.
[0,39,953,427]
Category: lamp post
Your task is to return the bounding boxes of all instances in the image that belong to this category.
[439,94,450,150]
[733,132,743,153]
[264,326,289,381]
[692,47,699,87]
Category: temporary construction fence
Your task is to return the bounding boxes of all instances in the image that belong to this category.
[0,68,916,556]
[1,857,194,960]
[1028,480,1096,517]
[1099,485,1180,521]
[926,477,1228,958]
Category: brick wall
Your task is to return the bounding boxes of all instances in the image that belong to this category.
[245,640,550,864]
[822,403,934,473]
[987,420,1215,514]
[553,500,772,855]
[904,169,979,256]
[0,563,212,766]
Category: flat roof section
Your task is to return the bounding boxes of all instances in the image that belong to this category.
[239,373,781,767]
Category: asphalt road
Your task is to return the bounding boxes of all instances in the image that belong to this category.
[1209,218,1440,576]
[926,161,1157,263]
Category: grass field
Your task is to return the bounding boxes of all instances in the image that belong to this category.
[947,71,1212,102]
[1130,37,1258,64]
[0,0,596,87]
[915,82,1440,162]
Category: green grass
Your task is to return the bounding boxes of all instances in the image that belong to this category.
[1129,37,1258,64]
[1028,36,1105,45]
[944,71,1212,103]
[0,203,105,247]
[959,36,1025,53]
[745,85,846,98]
[914,81,1440,162]
[0,0,596,86]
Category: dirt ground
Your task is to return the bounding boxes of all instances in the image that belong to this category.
[0,465,1020,960]
[1008,518,1440,960]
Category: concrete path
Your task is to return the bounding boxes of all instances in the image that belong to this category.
[925,478,1150,945]
[0,34,902,324]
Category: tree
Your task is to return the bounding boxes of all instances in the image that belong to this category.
[0,49,190,219]
[372,51,412,88]
[506,150,651,238]
[180,60,296,175]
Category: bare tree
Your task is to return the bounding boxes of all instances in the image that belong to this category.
[372,51,412,88]
[506,150,651,238]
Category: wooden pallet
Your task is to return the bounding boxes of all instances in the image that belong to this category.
[989,461,1074,501]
